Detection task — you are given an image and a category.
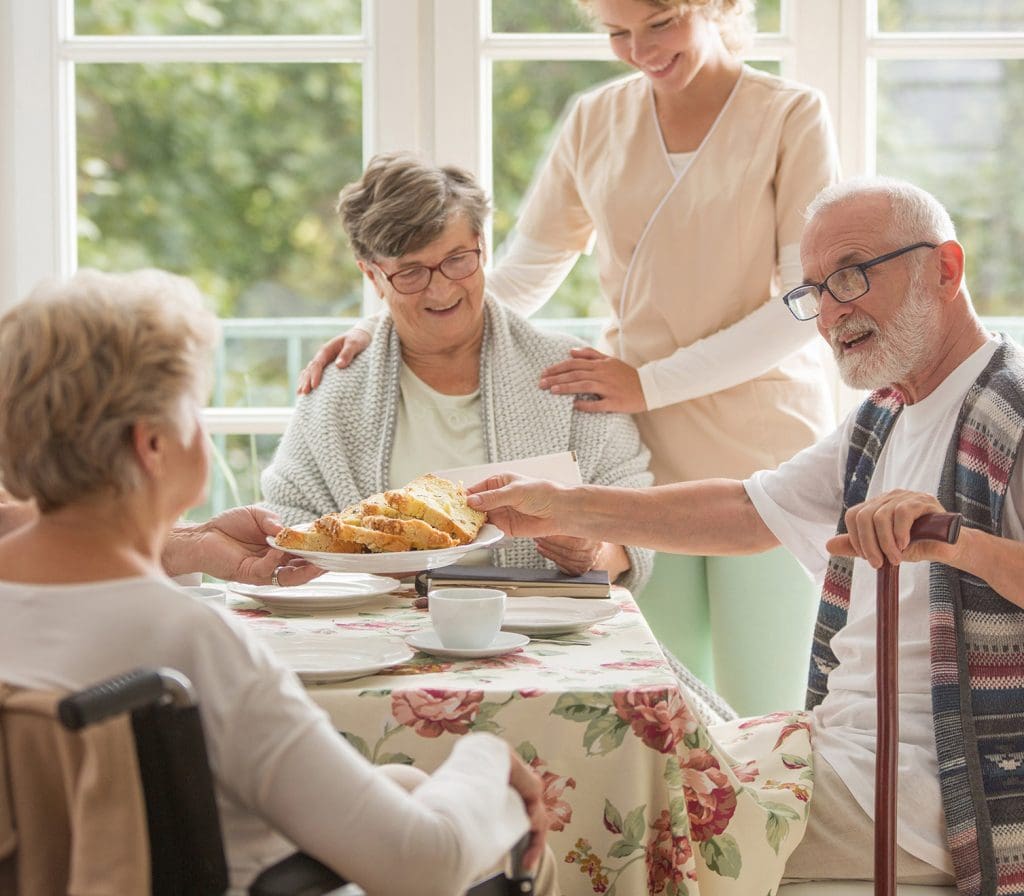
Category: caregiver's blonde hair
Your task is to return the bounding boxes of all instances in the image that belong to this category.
[0,268,218,512]
[578,0,755,55]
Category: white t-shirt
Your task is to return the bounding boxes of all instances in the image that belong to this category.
[0,576,528,895]
[745,338,1024,872]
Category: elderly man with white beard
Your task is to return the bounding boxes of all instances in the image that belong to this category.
[466,176,1024,891]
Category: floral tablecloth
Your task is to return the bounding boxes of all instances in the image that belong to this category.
[231,588,814,896]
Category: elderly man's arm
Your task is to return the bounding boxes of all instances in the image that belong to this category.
[163,506,321,586]
[468,475,779,556]
[827,488,1024,609]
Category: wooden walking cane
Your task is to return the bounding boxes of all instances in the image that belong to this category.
[875,511,962,896]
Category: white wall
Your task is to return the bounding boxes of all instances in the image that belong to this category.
[1,1,16,310]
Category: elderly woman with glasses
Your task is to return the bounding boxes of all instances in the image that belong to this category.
[261,152,653,589]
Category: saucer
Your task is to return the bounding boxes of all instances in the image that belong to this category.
[404,630,529,659]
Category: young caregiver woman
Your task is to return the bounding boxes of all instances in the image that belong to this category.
[298,0,841,716]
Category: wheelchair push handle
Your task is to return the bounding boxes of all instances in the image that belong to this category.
[58,666,196,730]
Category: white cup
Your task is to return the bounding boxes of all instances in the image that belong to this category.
[428,587,507,649]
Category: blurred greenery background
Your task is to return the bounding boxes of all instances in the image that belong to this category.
[72,0,1024,513]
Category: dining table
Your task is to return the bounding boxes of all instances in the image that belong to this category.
[218,578,817,896]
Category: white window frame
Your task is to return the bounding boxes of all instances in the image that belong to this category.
[4,0,1024,433]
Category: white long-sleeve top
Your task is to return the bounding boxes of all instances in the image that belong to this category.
[0,576,528,896]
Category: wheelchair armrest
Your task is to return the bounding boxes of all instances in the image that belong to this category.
[248,851,350,896]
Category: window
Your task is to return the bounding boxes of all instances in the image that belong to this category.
[5,0,1024,516]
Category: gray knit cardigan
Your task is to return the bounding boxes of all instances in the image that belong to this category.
[261,297,654,591]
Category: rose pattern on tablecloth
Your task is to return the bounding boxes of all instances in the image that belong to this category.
[517,742,577,831]
[391,688,484,737]
[237,591,817,896]
[613,687,699,754]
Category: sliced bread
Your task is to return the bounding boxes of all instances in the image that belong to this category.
[319,513,414,553]
[275,525,364,554]
[383,473,485,545]
[361,514,457,550]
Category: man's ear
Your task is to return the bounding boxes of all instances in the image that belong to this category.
[936,240,965,301]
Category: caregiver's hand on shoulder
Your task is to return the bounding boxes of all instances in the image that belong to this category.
[539,347,646,414]
[296,328,372,394]
[825,489,960,570]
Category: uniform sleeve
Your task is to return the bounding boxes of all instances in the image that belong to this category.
[774,87,841,255]
[636,243,815,409]
[573,407,655,592]
[515,98,596,254]
[488,232,582,318]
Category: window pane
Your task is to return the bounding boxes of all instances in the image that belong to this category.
[491,1,592,33]
[194,432,281,520]
[492,0,782,34]
[75,0,361,36]
[879,0,1024,32]
[492,59,629,318]
[877,59,1024,315]
[76,62,363,323]
[756,0,781,33]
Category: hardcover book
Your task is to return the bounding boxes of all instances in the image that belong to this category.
[416,564,611,599]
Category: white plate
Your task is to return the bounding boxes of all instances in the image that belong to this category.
[269,523,504,574]
[500,597,620,636]
[405,630,529,659]
[267,633,414,684]
[227,573,399,612]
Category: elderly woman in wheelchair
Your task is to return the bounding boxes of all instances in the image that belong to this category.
[0,269,555,896]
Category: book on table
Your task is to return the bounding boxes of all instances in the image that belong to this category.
[416,564,611,599]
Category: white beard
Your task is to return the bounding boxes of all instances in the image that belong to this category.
[829,275,939,391]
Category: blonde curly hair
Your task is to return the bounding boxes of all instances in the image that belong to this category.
[579,0,755,56]
[0,268,218,512]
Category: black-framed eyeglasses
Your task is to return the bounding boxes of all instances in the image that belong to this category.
[374,246,482,295]
[782,242,937,321]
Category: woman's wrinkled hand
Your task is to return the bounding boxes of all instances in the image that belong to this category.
[538,346,646,413]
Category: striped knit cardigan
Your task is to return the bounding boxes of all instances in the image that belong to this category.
[805,337,1024,896]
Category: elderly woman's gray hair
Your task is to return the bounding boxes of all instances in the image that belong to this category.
[336,152,491,261]
[0,268,219,512]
